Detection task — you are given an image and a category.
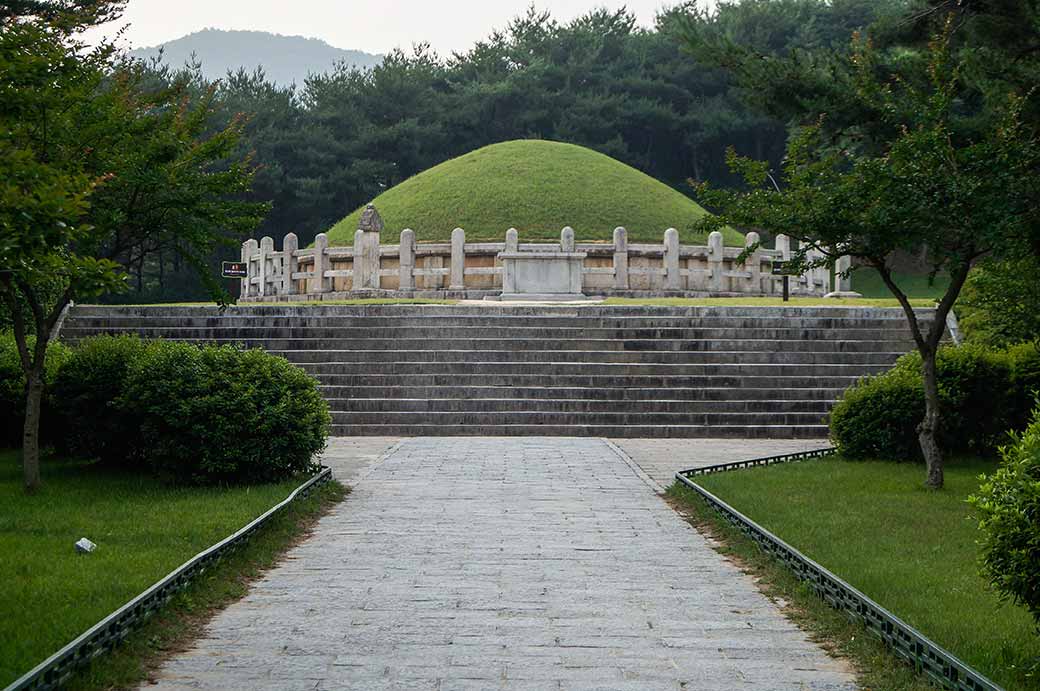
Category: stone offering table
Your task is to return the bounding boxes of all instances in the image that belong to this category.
[495,226,588,301]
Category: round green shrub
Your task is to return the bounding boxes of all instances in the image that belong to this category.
[119,342,330,485]
[50,334,149,464]
[1007,341,1040,423]
[0,333,70,447]
[829,366,924,460]
[970,406,1040,630]
[831,344,1017,460]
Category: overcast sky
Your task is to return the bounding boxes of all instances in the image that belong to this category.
[83,0,712,57]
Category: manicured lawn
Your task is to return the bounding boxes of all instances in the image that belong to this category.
[603,296,936,307]
[851,267,951,299]
[0,449,323,688]
[676,456,1040,690]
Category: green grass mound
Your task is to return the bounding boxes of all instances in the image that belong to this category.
[326,140,743,246]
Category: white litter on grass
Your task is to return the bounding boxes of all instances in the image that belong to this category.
[74,537,96,553]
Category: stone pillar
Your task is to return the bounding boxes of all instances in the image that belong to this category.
[664,228,680,290]
[282,232,298,296]
[353,229,367,290]
[450,227,465,290]
[744,231,760,294]
[242,238,257,298]
[708,230,724,293]
[356,203,383,290]
[613,227,629,290]
[503,228,518,292]
[399,229,415,292]
[561,226,575,252]
[312,232,330,294]
[258,236,273,297]
[836,255,853,291]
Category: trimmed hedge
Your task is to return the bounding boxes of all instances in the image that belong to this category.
[970,406,1040,630]
[119,341,330,485]
[50,334,149,465]
[0,333,70,447]
[830,344,1030,460]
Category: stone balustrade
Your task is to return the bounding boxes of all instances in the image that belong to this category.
[239,225,835,301]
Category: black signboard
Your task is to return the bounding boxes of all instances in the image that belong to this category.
[771,260,799,276]
[222,261,248,278]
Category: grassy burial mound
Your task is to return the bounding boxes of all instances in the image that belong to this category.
[326,140,744,246]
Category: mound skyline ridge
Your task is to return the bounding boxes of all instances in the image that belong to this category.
[325,140,743,246]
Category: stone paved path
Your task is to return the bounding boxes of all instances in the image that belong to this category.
[148,438,854,690]
[609,439,831,490]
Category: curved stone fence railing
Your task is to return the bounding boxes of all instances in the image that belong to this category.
[239,226,841,301]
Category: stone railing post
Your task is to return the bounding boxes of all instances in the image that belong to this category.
[503,228,518,292]
[258,236,273,297]
[399,229,415,291]
[836,254,853,292]
[450,227,465,290]
[312,232,330,294]
[561,226,575,252]
[241,238,257,298]
[708,231,724,293]
[664,228,680,290]
[613,227,629,289]
[744,231,761,294]
[282,232,298,295]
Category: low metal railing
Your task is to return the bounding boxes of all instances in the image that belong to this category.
[7,466,333,691]
[675,451,1002,691]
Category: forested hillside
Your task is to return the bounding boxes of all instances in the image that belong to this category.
[130,29,382,86]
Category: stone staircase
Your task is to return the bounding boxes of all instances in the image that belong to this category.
[60,304,933,438]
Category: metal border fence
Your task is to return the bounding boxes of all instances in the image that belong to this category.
[675,451,1002,691]
[6,466,334,691]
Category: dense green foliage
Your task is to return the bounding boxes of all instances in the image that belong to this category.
[0,449,311,687]
[326,141,742,245]
[830,344,1039,460]
[50,335,149,466]
[119,342,329,485]
[0,334,69,447]
[958,257,1040,347]
[681,456,1040,690]
[971,408,1040,636]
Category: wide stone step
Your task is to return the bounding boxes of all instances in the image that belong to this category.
[68,304,931,319]
[329,410,828,426]
[59,324,919,341]
[318,385,847,401]
[59,335,918,354]
[276,349,904,365]
[329,423,830,438]
[310,373,861,388]
[328,398,834,413]
[297,361,888,377]
[61,314,928,330]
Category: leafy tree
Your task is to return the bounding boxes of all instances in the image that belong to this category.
[0,1,266,491]
[691,26,1040,488]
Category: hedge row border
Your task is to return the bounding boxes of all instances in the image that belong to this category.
[7,465,334,691]
[675,449,1002,691]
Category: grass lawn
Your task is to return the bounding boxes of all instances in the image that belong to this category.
[851,267,950,300]
[0,449,342,688]
[670,456,1039,690]
[99,298,459,307]
[603,296,936,308]
[326,140,744,246]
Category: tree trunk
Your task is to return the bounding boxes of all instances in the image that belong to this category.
[22,369,44,493]
[919,349,944,489]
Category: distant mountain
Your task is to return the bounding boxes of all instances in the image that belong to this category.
[130,29,382,86]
